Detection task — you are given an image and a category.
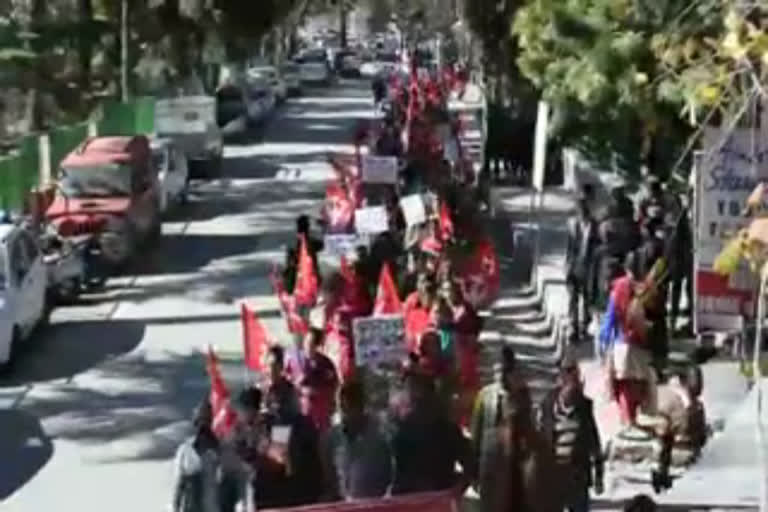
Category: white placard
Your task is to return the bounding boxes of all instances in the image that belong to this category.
[399,194,426,226]
[362,155,398,184]
[271,426,292,444]
[323,234,370,257]
[353,315,406,370]
[355,206,389,234]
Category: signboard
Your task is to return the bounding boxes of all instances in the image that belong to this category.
[352,315,406,370]
[323,234,370,258]
[268,491,456,512]
[362,155,398,184]
[355,206,389,235]
[400,194,427,226]
[693,129,768,333]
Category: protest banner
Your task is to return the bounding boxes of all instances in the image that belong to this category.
[354,206,389,235]
[324,234,370,258]
[260,491,457,512]
[362,155,399,184]
[399,194,427,226]
[693,128,768,333]
[353,315,406,370]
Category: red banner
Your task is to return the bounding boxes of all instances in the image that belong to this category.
[261,491,457,512]
[456,238,501,310]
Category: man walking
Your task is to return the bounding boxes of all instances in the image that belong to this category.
[538,355,604,512]
[566,197,598,343]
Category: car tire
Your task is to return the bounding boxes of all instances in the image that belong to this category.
[0,327,21,374]
[207,153,223,179]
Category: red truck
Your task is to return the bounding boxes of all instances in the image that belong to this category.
[45,135,162,268]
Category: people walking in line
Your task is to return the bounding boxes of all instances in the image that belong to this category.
[171,401,221,512]
[538,354,604,512]
[322,379,394,500]
[566,196,599,344]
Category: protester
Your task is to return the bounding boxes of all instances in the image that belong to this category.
[285,215,323,294]
[636,217,669,375]
[624,494,657,512]
[233,387,264,511]
[312,273,356,381]
[171,401,221,512]
[264,345,300,421]
[287,328,339,432]
[668,189,694,333]
[538,354,604,512]
[404,273,438,352]
[566,196,599,344]
[322,379,394,500]
[599,253,654,433]
[471,346,558,512]
[391,369,474,496]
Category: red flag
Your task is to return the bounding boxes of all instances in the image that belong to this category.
[269,266,309,335]
[456,237,500,309]
[340,255,354,281]
[240,303,268,371]
[439,201,454,241]
[294,234,319,307]
[374,262,402,316]
[204,345,238,439]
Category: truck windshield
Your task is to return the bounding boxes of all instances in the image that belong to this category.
[59,164,133,197]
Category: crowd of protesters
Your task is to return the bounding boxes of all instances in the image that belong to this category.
[170,59,662,512]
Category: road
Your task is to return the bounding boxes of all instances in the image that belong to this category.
[0,80,374,512]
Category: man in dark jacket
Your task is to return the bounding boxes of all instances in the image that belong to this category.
[391,370,474,496]
[565,197,599,343]
[538,355,603,512]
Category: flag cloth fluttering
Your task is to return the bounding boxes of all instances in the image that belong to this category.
[240,303,269,371]
[438,201,454,241]
[294,234,319,307]
[374,262,403,316]
[204,345,238,439]
[269,265,309,335]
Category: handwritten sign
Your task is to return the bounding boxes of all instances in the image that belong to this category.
[355,206,389,235]
[324,234,370,258]
[400,194,427,226]
[353,315,406,370]
[362,155,398,184]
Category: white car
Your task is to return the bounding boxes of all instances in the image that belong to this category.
[297,49,331,85]
[0,220,49,371]
[280,62,302,96]
[248,66,287,103]
[150,137,189,215]
[360,61,380,78]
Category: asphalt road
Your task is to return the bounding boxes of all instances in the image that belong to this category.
[0,79,374,512]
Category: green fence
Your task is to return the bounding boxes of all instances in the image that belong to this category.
[49,122,90,179]
[98,97,155,136]
[0,97,156,211]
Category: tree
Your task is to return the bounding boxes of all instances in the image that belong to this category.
[512,0,707,177]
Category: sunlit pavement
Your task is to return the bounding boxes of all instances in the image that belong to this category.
[0,80,375,512]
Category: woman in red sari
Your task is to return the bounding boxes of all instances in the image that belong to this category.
[443,279,482,427]
[403,273,438,353]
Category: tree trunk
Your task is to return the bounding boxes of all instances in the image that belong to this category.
[339,1,348,48]
[120,0,129,101]
[79,0,94,91]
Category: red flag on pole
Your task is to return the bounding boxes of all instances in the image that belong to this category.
[269,266,309,335]
[240,303,268,371]
[294,234,319,307]
[374,262,403,316]
[204,345,238,439]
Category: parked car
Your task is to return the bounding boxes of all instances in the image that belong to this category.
[150,137,189,215]
[249,66,287,103]
[0,217,49,371]
[296,49,331,85]
[335,50,362,77]
[281,62,302,96]
[45,135,161,268]
[155,95,223,180]
[216,84,261,135]
[246,74,278,114]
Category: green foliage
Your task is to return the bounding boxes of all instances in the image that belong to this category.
[512,0,706,176]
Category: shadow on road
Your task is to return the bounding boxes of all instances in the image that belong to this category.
[0,409,52,500]
[0,320,145,387]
